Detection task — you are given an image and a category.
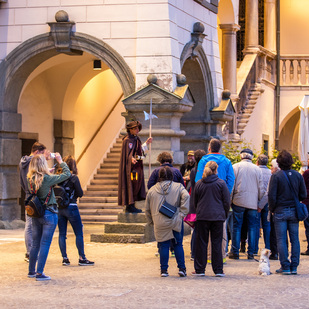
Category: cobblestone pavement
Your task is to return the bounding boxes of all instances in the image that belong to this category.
[1,224,309,309]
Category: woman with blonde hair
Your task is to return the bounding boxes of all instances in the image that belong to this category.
[58,155,94,266]
[192,161,230,277]
[27,153,71,281]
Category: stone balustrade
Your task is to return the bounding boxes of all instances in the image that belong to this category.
[281,56,309,86]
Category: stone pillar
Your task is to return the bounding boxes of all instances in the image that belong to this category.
[244,0,259,52]
[0,112,22,221]
[264,0,276,52]
[219,24,240,96]
[53,120,75,157]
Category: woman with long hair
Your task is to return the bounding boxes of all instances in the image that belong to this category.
[57,155,94,266]
[145,166,189,277]
[268,150,307,275]
[27,153,71,281]
[193,161,230,277]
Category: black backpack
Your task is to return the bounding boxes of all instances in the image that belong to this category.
[54,179,71,209]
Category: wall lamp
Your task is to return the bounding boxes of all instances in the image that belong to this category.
[93,60,102,70]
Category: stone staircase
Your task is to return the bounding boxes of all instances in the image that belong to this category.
[237,83,263,135]
[78,137,123,224]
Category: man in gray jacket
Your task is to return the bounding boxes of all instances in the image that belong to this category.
[229,148,264,260]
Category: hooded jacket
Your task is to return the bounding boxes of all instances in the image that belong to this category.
[19,155,32,198]
[195,153,235,194]
[194,174,230,221]
[145,180,189,242]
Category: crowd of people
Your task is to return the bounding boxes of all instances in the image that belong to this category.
[120,123,308,278]
[19,120,309,281]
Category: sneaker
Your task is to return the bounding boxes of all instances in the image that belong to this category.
[190,257,194,261]
[290,269,297,275]
[25,253,29,263]
[215,273,225,277]
[191,271,205,277]
[170,251,175,258]
[223,258,227,264]
[36,273,51,281]
[161,271,169,277]
[155,252,160,257]
[276,268,291,275]
[78,259,94,266]
[27,272,36,278]
[228,252,239,260]
[178,269,187,277]
[62,257,70,266]
[207,260,211,264]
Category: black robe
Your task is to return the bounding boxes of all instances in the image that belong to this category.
[118,134,146,206]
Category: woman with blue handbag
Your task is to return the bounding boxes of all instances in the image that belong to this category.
[268,150,307,275]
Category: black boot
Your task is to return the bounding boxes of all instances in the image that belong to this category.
[125,204,142,213]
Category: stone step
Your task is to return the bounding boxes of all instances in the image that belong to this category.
[93,174,118,179]
[97,168,119,174]
[79,196,117,203]
[84,191,118,197]
[90,233,148,244]
[81,215,118,222]
[87,185,118,191]
[79,209,121,216]
[78,202,120,209]
[100,163,119,168]
[106,153,121,158]
[117,212,148,223]
[110,148,121,153]
[102,158,120,164]
[238,119,249,124]
[91,179,118,185]
[104,222,150,234]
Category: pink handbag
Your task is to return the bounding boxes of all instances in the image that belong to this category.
[184,213,196,228]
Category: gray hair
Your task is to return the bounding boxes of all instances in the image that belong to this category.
[271,159,279,169]
[240,152,253,160]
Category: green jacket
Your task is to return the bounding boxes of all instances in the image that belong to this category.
[28,162,71,213]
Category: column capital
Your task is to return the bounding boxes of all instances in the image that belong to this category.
[219,23,241,33]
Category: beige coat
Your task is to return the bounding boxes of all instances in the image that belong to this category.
[145,180,189,243]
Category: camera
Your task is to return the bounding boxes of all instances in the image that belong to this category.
[50,153,56,159]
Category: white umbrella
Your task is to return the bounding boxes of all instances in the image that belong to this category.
[299,95,309,171]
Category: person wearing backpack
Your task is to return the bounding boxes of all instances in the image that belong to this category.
[57,155,94,266]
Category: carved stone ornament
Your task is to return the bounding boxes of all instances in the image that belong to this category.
[210,90,235,122]
[186,22,206,60]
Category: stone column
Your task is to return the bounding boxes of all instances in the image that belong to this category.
[219,24,240,96]
[264,0,276,52]
[244,0,259,52]
[0,112,22,221]
[54,120,75,157]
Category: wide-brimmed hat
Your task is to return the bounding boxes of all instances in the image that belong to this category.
[126,120,142,131]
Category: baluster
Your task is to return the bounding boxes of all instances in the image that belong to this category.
[297,60,302,85]
[282,59,286,85]
[290,60,294,84]
[305,60,309,85]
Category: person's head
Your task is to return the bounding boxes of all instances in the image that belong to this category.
[157,152,173,165]
[158,166,173,182]
[240,148,253,161]
[202,161,218,178]
[63,155,77,175]
[276,150,294,170]
[270,158,280,174]
[126,120,142,135]
[187,150,195,164]
[27,154,50,189]
[30,142,46,155]
[208,138,221,153]
[257,154,268,166]
[194,149,206,165]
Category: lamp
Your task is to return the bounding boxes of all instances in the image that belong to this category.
[93,60,101,70]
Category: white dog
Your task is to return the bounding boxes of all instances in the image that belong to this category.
[258,248,271,276]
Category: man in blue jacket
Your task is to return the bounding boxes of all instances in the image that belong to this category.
[195,138,235,258]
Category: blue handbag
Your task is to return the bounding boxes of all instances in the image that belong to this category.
[283,172,308,221]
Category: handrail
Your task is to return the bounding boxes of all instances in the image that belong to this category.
[77,93,124,164]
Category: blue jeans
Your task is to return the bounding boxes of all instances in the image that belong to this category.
[304,205,309,251]
[58,204,85,260]
[158,223,185,272]
[231,204,257,255]
[274,207,300,271]
[25,214,33,254]
[226,211,233,253]
[29,210,58,274]
[255,204,271,252]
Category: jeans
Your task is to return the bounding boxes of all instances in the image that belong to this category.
[304,205,309,251]
[269,212,278,255]
[231,204,257,255]
[58,204,86,260]
[25,214,33,254]
[226,211,233,253]
[255,204,271,252]
[190,228,196,259]
[274,207,300,271]
[29,210,58,274]
[158,223,185,272]
[195,220,224,274]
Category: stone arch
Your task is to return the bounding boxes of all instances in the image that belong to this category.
[0,32,135,112]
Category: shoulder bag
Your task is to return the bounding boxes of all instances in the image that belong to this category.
[283,171,308,221]
[159,181,178,219]
[25,181,52,218]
